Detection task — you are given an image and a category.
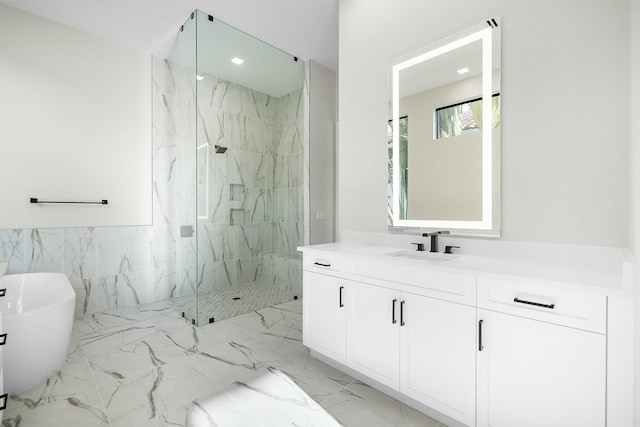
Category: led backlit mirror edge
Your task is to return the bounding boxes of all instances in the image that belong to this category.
[390,19,499,233]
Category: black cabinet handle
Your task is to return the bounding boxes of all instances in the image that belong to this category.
[478,320,484,351]
[0,393,7,411]
[0,288,5,297]
[400,300,406,326]
[313,261,331,267]
[339,286,344,308]
[392,299,397,324]
[513,297,555,310]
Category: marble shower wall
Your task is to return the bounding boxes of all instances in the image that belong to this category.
[0,57,180,319]
[188,70,307,298]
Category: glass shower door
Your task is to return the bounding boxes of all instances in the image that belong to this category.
[193,10,306,325]
[164,10,307,326]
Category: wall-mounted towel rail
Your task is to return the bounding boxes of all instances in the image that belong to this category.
[30,198,108,205]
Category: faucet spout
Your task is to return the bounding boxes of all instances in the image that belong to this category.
[421,231,450,253]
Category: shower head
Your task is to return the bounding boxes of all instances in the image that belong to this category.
[214,145,228,154]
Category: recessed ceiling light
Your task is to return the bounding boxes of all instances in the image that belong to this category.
[231,57,244,65]
[196,74,204,81]
[457,67,470,75]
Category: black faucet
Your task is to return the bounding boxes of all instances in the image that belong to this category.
[411,242,425,251]
[422,231,450,253]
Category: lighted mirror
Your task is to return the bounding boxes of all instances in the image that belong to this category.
[388,18,501,235]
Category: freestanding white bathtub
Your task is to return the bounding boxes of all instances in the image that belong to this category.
[0,273,75,395]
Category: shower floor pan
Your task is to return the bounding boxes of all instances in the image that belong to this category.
[172,281,297,325]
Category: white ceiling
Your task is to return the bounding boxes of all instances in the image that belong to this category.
[0,0,339,71]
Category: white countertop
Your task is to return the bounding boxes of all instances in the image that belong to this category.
[299,236,635,297]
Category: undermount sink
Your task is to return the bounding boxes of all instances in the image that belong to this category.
[385,250,458,263]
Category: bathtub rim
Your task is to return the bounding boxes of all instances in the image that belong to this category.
[0,272,75,320]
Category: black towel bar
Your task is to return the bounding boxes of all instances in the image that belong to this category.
[30,198,108,205]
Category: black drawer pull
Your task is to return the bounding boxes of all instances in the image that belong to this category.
[392,299,397,324]
[514,297,555,310]
[478,320,484,351]
[400,300,406,326]
[313,261,331,267]
[339,286,344,308]
[0,288,5,297]
[0,333,6,346]
[0,393,7,411]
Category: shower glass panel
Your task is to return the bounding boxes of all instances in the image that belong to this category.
[188,11,306,326]
[174,12,198,325]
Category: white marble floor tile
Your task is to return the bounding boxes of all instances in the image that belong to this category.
[147,311,193,334]
[79,321,158,353]
[86,331,188,381]
[5,357,97,414]
[227,304,302,336]
[322,390,417,427]
[74,308,151,337]
[275,359,350,404]
[130,390,262,427]
[272,298,304,314]
[223,367,342,427]
[344,381,444,427]
[187,335,294,388]
[3,389,110,427]
[196,318,255,346]
[95,357,219,425]
[291,355,356,388]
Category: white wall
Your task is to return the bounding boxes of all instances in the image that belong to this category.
[0,4,152,228]
[630,0,640,422]
[309,60,337,244]
[339,0,629,247]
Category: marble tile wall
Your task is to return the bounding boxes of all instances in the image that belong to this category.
[0,226,176,319]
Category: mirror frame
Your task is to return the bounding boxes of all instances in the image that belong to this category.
[390,19,500,234]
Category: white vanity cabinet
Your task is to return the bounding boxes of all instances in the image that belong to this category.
[301,243,633,427]
[346,280,401,387]
[400,291,476,427]
[476,278,607,427]
[346,257,477,426]
[346,281,477,425]
[302,250,347,364]
[476,310,605,427]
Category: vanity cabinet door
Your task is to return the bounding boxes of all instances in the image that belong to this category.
[477,309,606,427]
[400,293,476,427]
[303,272,347,363]
[346,280,401,389]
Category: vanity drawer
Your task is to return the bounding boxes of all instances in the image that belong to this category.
[347,257,476,306]
[303,250,346,278]
[477,277,607,334]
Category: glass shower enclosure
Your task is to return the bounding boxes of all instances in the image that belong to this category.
[169,11,307,326]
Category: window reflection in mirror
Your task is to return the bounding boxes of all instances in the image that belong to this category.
[435,94,500,139]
